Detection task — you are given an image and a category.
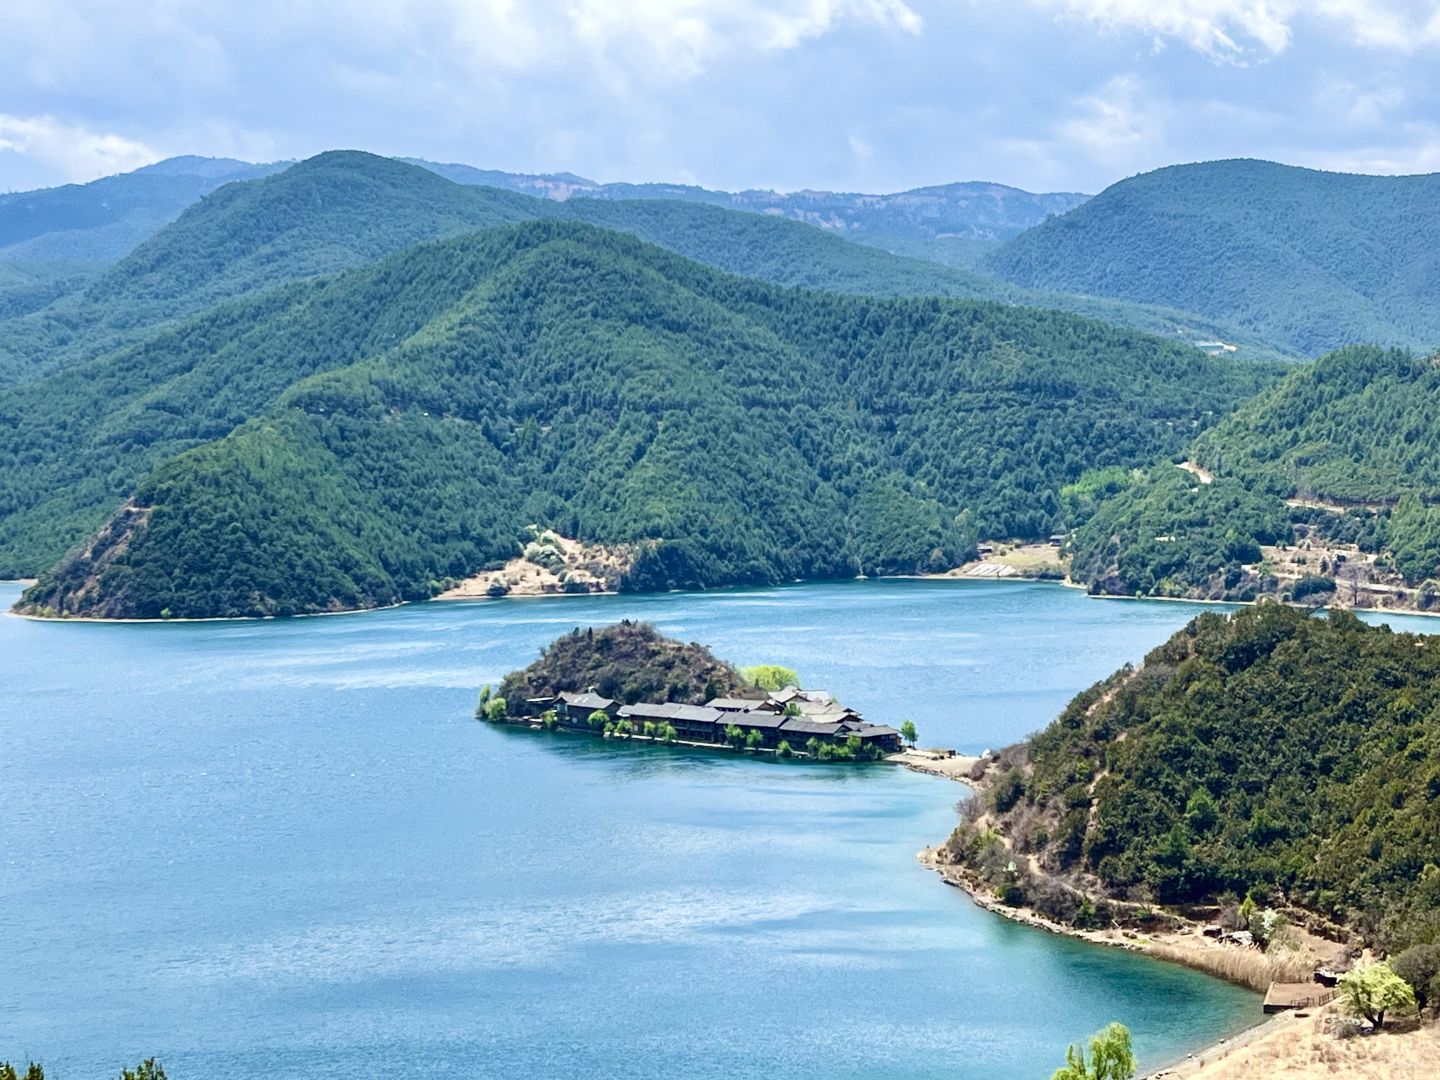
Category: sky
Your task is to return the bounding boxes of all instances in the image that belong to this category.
[3,1,1440,195]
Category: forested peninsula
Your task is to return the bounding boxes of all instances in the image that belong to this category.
[939,605,1440,959]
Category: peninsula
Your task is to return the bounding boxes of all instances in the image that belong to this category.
[929,602,1440,1073]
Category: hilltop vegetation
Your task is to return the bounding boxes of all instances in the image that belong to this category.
[0,152,1292,389]
[946,605,1440,950]
[497,621,754,706]
[12,219,1268,618]
[1069,346,1440,602]
[990,159,1440,356]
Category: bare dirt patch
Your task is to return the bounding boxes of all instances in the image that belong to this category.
[437,530,635,599]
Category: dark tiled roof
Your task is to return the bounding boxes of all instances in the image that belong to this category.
[706,697,766,711]
[670,705,724,724]
[618,702,678,720]
[560,691,617,711]
[732,711,788,729]
[619,702,723,725]
[778,718,845,737]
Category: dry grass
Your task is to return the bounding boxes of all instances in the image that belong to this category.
[1145,940,1314,992]
[1183,1008,1439,1079]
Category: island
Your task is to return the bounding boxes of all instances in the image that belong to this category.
[480,621,905,760]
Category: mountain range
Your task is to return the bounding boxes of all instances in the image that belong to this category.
[8,150,1440,618]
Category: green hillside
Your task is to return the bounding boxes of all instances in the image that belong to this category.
[989,159,1440,356]
[0,153,543,384]
[1069,346,1440,600]
[0,153,1290,387]
[946,604,1440,950]
[13,221,1269,618]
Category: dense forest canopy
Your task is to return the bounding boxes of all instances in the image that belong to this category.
[1069,346,1440,599]
[949,605,1440,951]
[13,220,1270,618]
[497,621,754,707]
[0,151,1290,389]
[988,159,1440,356]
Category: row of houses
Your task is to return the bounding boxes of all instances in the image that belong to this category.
[519,687,905,754]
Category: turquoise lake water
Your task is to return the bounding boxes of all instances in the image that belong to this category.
[6,579,1434,1078]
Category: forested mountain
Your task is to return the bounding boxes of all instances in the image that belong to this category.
[413,159,1089,265]
[947,605,1440,951]
[11,221,1269,619]
[1069,346,1440,601]
[0,153,542,384]
[0,156,282,265]
[0,152,1281,387]
[989,159,1440,356]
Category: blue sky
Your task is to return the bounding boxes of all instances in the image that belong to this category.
[3,1,1440,195]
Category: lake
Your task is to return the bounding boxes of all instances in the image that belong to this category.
[6,579,1430,1078]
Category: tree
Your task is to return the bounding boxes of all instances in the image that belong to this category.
[1052,1022,1135,1080]
[1,1065,44,1080]
[614,719,634,738]
[782,701,803,717]
[900,719,918,746]
[742,664,799,691]
[587,709,609,730]
[777,739,793,758]
[659,722,678,744]
[745,728,764,750]
[642,721,657,739]
[724,724,745,749]
[484,695,507,721]
[1339,962,1416,1030]
[118,1062,167,1080]
[540,708,558,730]
[1391,945,1440,1013]
[474,685,492,719]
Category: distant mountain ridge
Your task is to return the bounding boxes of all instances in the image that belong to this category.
[988,158,1440,356]
[0,151,1088,279]
[0,152,1277,388]
[410,158,1089,265]
[0,156,285,265]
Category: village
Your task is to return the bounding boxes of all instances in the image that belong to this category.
[502,686,907,760]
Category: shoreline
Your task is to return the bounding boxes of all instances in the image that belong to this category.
[1085,586,1440,620]
[900,763,1291,1076]
[5,600,407,624]
[916,846,1276,1076]
[11,570,1440,625]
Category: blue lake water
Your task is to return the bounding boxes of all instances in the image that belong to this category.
[5,578,1433,1078]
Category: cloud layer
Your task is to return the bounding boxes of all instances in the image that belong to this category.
[1,0,1439,193]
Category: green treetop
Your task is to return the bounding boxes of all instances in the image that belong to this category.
[1339,962,1416,1029]
[742,664,800,691]
[1052,1023,1135,1080]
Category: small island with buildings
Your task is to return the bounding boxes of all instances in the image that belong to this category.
[479,621,908,760]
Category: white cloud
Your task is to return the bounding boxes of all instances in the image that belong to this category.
[848,133,876,163]
[1023,1,1440,61]
[1056,74,1164,158]
[0,113,160,182]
